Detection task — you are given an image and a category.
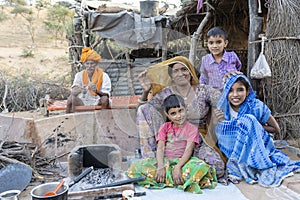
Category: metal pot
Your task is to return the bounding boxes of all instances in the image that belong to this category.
[30,166,93,200]
[0,190,21,200]
[30,182,68,200]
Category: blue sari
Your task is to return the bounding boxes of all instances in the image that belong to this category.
[216,74,300,187]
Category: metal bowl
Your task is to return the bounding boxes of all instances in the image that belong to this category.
[0,190,21,200]
[30,182,68,200]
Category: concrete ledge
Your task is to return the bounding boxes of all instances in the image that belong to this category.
[0,109,139,159]
[0,114,35,143]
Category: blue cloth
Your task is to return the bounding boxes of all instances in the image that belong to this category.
[216,74,300,187]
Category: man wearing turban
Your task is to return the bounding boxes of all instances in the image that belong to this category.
[66,47,111,113]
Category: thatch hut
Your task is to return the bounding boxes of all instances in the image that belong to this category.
[167,0,300,146]
[68,0,299,146]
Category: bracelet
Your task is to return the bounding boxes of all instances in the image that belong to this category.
[138,98,147,104]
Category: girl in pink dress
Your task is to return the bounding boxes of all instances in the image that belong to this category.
[127,94,217,194]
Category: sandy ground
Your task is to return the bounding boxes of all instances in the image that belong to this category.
[0,6,70,82]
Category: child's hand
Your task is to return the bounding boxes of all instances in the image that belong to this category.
[172,165,184,185]
[214,109,225,122]
[155,166,166,183]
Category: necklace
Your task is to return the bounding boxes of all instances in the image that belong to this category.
[174,85,192,101]
[172,123,183,138]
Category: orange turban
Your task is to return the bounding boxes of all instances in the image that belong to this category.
[80,47,101,63]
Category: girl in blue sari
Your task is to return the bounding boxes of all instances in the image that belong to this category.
[214,74,300,187]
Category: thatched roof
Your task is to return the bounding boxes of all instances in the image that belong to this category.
[170,0,249,48]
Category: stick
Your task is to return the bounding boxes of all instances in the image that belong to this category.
[249,36,300,44]
[94,191,146,200]
[1,84,8,113]
[274,113,300,118]
[83,176,145,190]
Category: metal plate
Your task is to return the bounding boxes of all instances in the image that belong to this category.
[0,163,32,193]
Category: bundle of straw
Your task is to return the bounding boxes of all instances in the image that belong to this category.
[263,0,300,144]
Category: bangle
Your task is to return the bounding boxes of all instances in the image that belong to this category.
[138,98,147,104]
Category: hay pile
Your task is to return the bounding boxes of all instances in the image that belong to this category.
[264,0,300,146]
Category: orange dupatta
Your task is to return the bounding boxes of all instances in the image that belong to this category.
[82,68,103,96]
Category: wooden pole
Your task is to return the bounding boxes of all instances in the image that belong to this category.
[161,22,168,61]
[189,12,211,67]
[125,50,135,95]
[68,16,84,79]
[247,0,264,94]
[247,0,263,76]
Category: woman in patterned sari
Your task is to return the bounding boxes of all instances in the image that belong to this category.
[136,56,226,179]
[214,74,300,186]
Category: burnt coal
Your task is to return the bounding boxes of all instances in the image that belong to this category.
[69,168,117,192]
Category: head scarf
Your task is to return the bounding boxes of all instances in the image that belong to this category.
[80,47,101,63]
[217,74,256,120]
[147,56,199,96]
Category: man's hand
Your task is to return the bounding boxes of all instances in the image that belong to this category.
[71,86,83,96]
[88,84,97,93]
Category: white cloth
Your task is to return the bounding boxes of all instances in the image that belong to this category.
[72,70,111,106]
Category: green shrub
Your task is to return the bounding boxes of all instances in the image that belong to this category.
[43,5,75,45]
[21,47,34,57]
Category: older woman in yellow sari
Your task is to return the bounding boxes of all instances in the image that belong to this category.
[136,56,226,179]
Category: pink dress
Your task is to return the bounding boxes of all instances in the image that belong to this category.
[157,121,199,158]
